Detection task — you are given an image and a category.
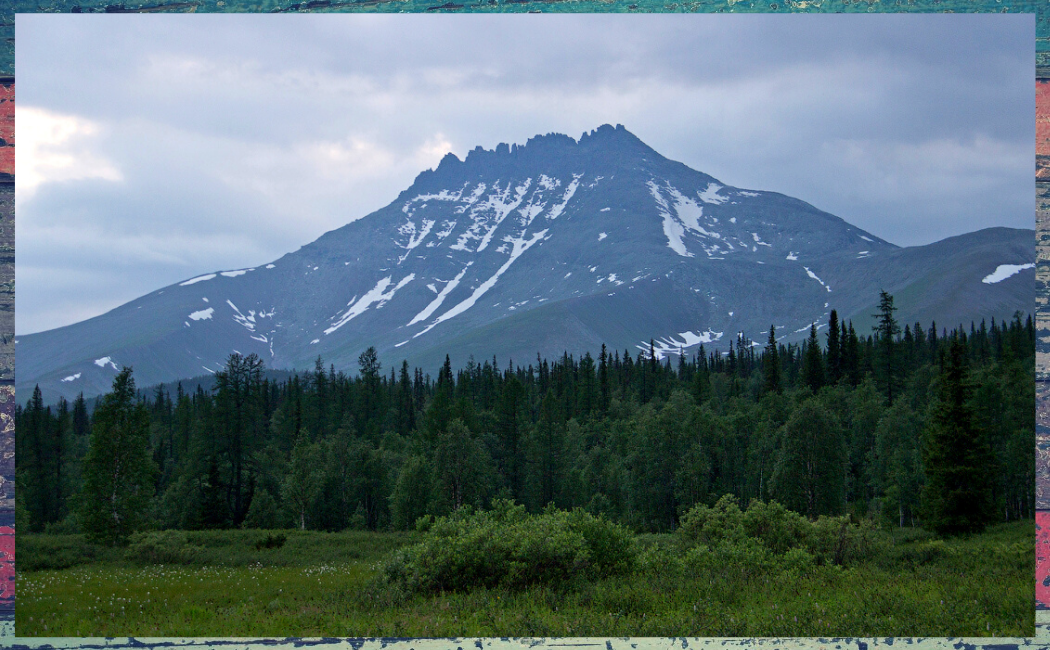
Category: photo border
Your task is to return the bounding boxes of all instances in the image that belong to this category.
[2,1,1046,648]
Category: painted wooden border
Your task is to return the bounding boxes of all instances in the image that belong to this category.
[2,3,1045,649]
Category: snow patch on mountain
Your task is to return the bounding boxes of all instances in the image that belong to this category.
[409,263,473,326]
[61,373,81,383]
[189,308,214,321]
[94,356,119,370]
[803,267,832,292]
[538,175,560,191]
[452,179,532,252]
[397,219,435,263]
[598,232,607,241]
[638,329,724,359]
[699,183,729,205]
[454,183,487,214]
[221,269,250,278]
[226,300,260,333]
[325,274,415,335]
[546,175,581,221]
[982,263,1034,284]
[415,229,548,338]
[409,188,464,205]
[181,273,216,286]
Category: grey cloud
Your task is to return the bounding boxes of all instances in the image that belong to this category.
[15,13,1034,334]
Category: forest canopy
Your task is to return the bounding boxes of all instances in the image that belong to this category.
[16,297,1035,542]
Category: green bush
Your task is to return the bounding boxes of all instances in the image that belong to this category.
[125,530,203,565]
[678,495,746,547]
[742,499,811,555]
[17,535,111,571]
[254,533,287,550]
[381,500,635,594]
[894,539,949,566]
[809,516,888,566]
[678,497,889,567]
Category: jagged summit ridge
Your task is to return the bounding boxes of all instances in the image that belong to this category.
[423,124,658,183]
[17,126,1034,402]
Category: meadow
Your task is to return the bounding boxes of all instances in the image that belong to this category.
[16,515,1034,638]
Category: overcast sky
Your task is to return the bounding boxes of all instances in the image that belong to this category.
[15,14,1034,335]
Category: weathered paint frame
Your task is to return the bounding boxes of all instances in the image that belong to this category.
[1,2,1045,648]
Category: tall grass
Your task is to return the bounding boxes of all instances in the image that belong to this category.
[17,520,1033,638]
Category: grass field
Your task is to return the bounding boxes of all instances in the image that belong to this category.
[16,522,1034,637]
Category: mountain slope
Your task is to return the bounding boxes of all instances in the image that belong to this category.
[17,125,1033,401]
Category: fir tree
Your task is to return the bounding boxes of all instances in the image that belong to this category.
[873,290,902,405]
[803,324,825,393]
[921,340,995,535]
[826,310,841,383]
[763,326,781,395]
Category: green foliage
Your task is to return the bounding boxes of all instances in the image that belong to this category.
[125,531,204,565]
[678,497,887,566]
[25,292,1034,541]
[242,489,281,530]
[771,399,846,518]
[18,521,1033,637]
[253,532,287,550]
[921,340,996,535]
[17,534,115,571]
[79,368,157,545]
[390,456,431,530]
[381,500,635,594]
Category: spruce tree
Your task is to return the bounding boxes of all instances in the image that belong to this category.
[873,290,901,405]
[921,340,995,535]
[763,325,781,395]
[803,324,825,393]
[826,310,841,383]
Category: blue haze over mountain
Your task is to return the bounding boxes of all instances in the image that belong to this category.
[17,125,1033,401]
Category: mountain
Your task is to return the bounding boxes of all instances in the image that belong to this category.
[17,124,1034,402]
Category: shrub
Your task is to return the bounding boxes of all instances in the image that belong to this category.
[125,530,203,565]
[808,516,888,566]
[894,539,949,566]
[781,546,816,573]
[678,497,889,567]
[742,499,811,555]
[678,495,746,547]
[17,535,109,571]
[380,500,635,594]
[254,532,287,550]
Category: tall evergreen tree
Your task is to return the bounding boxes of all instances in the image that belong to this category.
[803,324,825,393]
[826,310,841,383]
[921,340,995,535]
[763,326,781,395]
[873,290,902,405]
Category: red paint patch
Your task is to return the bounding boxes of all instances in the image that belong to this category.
[1037,81,1050,180]
[0,82,11,177]
[1038,80,1050,154]
[1037,511,1050,607]
[0,525,10,605]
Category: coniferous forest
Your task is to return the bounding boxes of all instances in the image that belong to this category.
[16,294,1035,539]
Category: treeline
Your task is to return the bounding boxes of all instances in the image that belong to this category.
[16,294,1035,540]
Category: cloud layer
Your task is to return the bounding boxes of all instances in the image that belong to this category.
[15,14,1034,334]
